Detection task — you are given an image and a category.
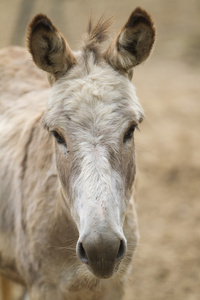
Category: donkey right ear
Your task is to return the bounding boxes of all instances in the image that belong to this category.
[105,7,155,79]
[27,14,76,81]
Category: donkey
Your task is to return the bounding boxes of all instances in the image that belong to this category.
[0,7,155,300]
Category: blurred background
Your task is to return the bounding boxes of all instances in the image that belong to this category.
[0,0,200,299]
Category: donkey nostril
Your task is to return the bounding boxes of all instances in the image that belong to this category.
[77,242,89,264]
[116,240,126,261]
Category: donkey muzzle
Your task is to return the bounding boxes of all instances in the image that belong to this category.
[76,231,126,278]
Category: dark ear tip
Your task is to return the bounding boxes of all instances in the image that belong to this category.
[126,7,155,30]
[27,14,57,54]
[28,14,55,36]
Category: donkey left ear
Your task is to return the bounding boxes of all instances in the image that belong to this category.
[27,14,76,82]
[105,7,155,79]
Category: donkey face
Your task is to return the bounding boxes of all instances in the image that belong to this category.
[27,8,155,279]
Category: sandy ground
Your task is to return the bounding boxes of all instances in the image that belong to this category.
[0,0,200,299]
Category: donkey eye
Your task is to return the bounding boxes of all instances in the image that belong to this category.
[51,131,66,146]
[123,125,136,143]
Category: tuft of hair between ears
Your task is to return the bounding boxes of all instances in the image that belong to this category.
[82,15,114,58]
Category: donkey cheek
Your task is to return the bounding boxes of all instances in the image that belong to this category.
[55,152,69,189]
[126,161,136,190]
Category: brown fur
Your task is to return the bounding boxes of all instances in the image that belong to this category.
[0,276,11,300]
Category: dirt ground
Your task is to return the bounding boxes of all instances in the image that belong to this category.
[0,0,200,299]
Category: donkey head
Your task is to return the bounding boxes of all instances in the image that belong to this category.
[27,8,155,279]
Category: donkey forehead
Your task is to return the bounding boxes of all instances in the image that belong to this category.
[45,62,144,129]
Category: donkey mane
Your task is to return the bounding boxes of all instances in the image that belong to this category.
[83,16,113,57]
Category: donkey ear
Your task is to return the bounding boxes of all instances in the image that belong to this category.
[105,8,155,79]
[27,14,76,81]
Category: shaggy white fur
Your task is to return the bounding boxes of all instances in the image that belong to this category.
[0,7,155,300]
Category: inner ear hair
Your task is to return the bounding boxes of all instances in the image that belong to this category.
[27,14,76,79]
[119,7,156,66]
[105,7,156,77]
